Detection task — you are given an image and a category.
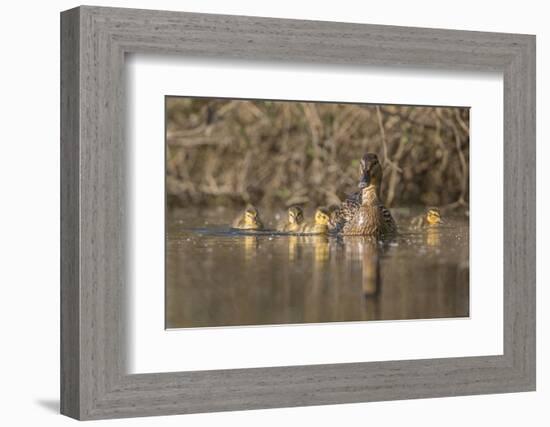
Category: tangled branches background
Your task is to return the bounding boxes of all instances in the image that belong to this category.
[166,98,469,212]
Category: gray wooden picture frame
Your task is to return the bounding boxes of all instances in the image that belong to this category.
[60,5,536,420]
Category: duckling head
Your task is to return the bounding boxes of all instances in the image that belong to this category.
[244,205,260,225]
[288,206,304,225]
[426,207,442,225]
[314,207,330,226]
[327,204,340,215]
[327,204,340,225]
[358,153,383,189]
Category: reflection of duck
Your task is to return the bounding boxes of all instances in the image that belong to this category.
[341,236,381,297]
[288,235,300,261]
[281,206,304,232]
[426,227,441,247]
[288,234,330,264]
[361,237,381,297]
[410,207,442,230]
[232,205,263,230]
[334,154,396,236]
[242,235,258,261]
[311,235,330,263]
[301,207,330,234]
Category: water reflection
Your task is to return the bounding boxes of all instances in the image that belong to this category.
[426,226,441,248]
[313,236,330,264]
[338,236,381,297]
[243,235,258,262]
[166,208,469,329]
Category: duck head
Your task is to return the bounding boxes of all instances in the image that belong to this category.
[314,207,330,226]
[426,207,442,225]
[358,153,383,189]
[244,205,260,226]
[288,206,304,225]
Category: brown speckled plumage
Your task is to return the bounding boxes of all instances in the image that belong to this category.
[328,189,362,233]
[341,186,396,236]
[329,153,396,236]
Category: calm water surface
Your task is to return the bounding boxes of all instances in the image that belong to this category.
[166,207,469,328]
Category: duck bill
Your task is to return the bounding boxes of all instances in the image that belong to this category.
[358,172,370,189]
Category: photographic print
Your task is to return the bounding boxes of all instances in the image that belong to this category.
[165,97,469,329]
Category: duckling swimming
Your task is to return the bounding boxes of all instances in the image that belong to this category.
[232,204,264,230]
[330,153,396,236]
[301,207,330,234]
[280,206,305,233]
[409,207,442,230]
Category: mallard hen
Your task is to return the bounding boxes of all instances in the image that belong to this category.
[329,153,396,236]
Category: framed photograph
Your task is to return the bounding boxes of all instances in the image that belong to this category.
[61,6,535,420]
[164,97,471,329]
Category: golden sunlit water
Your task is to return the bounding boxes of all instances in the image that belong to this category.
[166,207,469,329]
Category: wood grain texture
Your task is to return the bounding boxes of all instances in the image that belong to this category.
[60,7,80,419]
[60,6,536,420]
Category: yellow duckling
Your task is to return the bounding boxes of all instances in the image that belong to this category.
[280,206,305,232]
[410,207,442,230]
[232,204,263,230]
[301,207,330,234]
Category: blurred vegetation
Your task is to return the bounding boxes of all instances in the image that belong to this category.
[166,98,469,211]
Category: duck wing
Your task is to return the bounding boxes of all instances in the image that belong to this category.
[328,190,362,233]
[380,205,397,234]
